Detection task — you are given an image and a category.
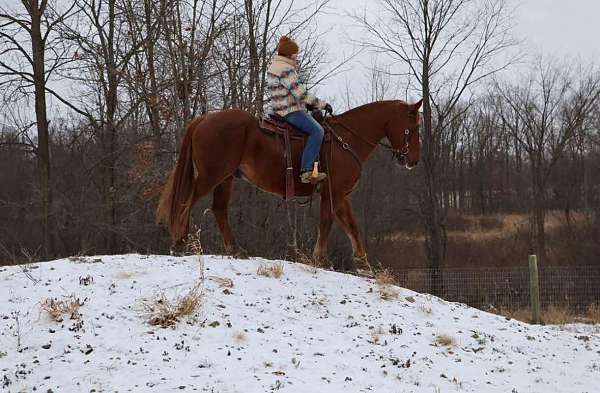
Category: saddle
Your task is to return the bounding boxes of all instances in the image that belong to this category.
[259,111,330,200]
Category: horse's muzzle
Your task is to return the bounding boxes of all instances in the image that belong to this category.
[405,160,419,170]
[396,155,406,167]
[396,155,418,170]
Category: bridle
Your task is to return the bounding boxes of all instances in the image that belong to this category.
[317,114,415,215]
[381,128,411,166]
[324,115,415,169]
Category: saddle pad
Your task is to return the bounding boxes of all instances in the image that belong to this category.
[259,116,307,139]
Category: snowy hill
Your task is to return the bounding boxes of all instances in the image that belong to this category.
[1,255,599,392]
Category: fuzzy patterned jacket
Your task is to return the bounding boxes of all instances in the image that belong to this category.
[266,55,326,117]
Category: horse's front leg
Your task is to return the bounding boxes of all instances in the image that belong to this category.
[313,193,334,269]
[335,197,381,276]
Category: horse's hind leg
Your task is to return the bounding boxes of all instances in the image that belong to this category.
[212,176,244,256]
[334,197,381,275]
[171,172,224,254]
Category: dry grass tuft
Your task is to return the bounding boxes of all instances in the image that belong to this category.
[375,269,395,286]
[257,262,284,279]
[208,276,234,288]
[300,264,319,275]
[186,228,204,256]
[142,224,206,328]
[419,304,433,314]
[368,326,385,344]
[143,282,203,328]
[435,334,456,348]
[375,269,399,300]
[41,295,82,322]
[497,304,600,325]
[542,305,574,325]
[293,249,325,273]
[586,303,600,323]
[499,307,531,323]
[294,249,314,265]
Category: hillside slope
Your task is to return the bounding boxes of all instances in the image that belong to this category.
[1,255,598,392]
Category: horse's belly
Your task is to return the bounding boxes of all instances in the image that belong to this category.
[239,137,315,197]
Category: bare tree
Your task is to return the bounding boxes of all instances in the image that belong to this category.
[353,0,517,294]
[121,0,170,142]
[56,0,167,251]
[161,0,228,138]
[0,0,78,258]
[495,59,600,260]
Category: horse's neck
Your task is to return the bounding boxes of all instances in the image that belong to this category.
[338,102,390,140]
[334,102,391,157]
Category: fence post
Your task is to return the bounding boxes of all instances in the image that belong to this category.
[528,254,541,324]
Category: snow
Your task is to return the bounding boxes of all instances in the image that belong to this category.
[1,254,599,392]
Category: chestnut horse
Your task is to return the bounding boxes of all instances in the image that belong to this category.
[156,99,422,274]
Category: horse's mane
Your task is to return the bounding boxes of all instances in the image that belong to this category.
[334,100,408,118]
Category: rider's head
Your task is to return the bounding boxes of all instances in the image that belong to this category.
[277,36,299,59]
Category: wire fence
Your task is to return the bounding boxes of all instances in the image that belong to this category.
[393,265,600,312]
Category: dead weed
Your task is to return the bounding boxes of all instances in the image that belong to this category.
[41,295,83,322]
[257,262,284,279]
[143,282,203,328]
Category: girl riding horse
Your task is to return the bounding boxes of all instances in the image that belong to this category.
[266,36,333,183]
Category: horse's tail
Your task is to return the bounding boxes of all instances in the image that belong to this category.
[156,117,203,242]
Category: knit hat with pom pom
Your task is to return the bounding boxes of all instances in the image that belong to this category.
[277,36,299,57]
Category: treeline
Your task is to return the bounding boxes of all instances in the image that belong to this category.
[0,0,329,261]
[1,0,599,271]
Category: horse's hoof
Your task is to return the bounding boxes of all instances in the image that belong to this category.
[170,240,188,256]
[352,254,383,278]
[312,255,333,270]
[354,268,375,279]
[352,254,371,271]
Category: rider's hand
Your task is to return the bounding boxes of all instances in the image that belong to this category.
[324,103,333,115]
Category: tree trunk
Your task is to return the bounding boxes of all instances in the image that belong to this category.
[144,0,161,143]
[421,62,445,296]
[30,0,53,259]
[104,0,119,252]
[530,160,546,261]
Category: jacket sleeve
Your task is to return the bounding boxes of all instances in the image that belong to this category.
[280,68,326,109]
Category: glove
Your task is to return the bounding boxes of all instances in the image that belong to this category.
[324,103,333,115]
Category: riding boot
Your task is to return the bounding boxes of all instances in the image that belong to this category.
[300,162,327,184]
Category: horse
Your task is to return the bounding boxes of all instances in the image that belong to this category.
[156,99,422,275]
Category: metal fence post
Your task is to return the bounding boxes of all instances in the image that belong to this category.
[529,255,541,324]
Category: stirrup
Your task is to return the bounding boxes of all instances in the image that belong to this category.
[301,162,327,184]
[300,171,327,184]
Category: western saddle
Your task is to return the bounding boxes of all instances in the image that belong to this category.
[258,110,330,200]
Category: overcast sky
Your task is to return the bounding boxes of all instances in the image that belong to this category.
[318,0,600,107]
[2,0,598,121]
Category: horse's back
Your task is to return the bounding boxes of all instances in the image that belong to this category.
[199,109,255,130]
[187,109,256,178]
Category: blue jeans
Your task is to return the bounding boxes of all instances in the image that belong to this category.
[285,110,324,172]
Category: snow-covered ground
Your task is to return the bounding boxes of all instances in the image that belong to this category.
[1,254,599,392]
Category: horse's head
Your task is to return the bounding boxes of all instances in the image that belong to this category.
[387,100,422,170]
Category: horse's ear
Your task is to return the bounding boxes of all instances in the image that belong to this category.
[413,99,423,110]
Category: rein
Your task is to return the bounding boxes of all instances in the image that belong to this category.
[323,120,363,169]
[324,116,411,166]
